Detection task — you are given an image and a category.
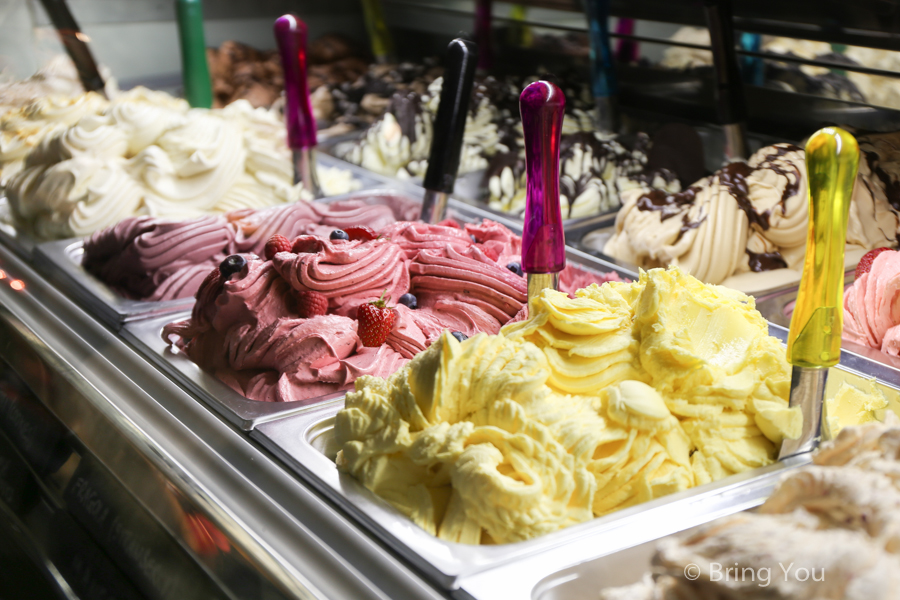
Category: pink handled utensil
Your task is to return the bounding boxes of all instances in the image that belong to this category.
[274,14,321,197]
[520,81,566,304]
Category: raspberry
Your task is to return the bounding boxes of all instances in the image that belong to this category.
[294,290,328,318]
[264,234,291,260]
[291,237,323,254]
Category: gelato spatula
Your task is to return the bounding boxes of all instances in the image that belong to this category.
[779,127,859,460]
[420,39,478,224]
[583,0,618,133]
[175,0,213,108]
[704,0,748,162]
[274,14,321,198]
[37,0,107,97]
[475,0,493,72]
[361,0,395,64]
[520,81,566,304]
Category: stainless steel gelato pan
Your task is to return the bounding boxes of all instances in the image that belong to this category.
[251,399,807,591]
[0,196,35,259]
[34,238,196,330]
[120,312,338,430]
[249,324,900,592]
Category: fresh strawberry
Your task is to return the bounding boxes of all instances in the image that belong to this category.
[292,236,323,254]
[264,234,291,260]
[855,247,895,279]
[357,290,396,347]
[295,290,328,318]
[344,225,378,242]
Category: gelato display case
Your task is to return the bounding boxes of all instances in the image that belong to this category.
[3,1,900,599]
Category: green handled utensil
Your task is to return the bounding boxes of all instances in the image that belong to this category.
[361,0,395,64]
[175,0,213,108]
[779,127,859,459]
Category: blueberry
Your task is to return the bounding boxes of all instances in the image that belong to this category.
[398,293,418,309]
[219,254,247,279]
[506,262,523,276]
[330,229,349,241]
[451,331,468,342]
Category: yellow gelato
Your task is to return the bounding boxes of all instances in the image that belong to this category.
[334,267,801,545]
[824,376,889,439]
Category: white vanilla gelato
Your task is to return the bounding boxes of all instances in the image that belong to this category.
[4,88,356,239]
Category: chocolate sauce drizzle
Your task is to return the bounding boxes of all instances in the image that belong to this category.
[635,144,802,264]
[634,143,802,269]
[747,250,788,272]
[635,186,701,221]
[387,91,422,142]
[861,148,900,213]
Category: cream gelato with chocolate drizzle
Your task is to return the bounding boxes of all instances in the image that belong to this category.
[339,76,503,179]
[598,140,897,292]
[487,131,680,219]
[598,144,808,291]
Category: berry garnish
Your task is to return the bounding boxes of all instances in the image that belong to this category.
[856,247,894,279]
[219,255,247,279]
[264,234,291,260]
[330,229,350,241]
[357,290,396,347]
[506,262,524,276]
[398,293,417,309]
[344,225,378,241]
[294,290,328,318]
[451,331,468,342]
[292,237,322,254]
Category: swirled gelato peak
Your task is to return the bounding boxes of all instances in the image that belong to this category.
[843,248,900,358]
[334,267,800,544]
[161,217,624,404]
[3,88,356,239]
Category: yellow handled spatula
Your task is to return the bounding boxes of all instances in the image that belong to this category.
[779,127,859,459]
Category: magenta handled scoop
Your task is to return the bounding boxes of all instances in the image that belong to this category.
[520,81,566,303]
[274,14,321,197]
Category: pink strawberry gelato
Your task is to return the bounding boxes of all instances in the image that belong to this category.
[272,235,410,317]
[843,250,900,356]
[83,214,236,302]
[83,198,406,302]
[161,219,626,403]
